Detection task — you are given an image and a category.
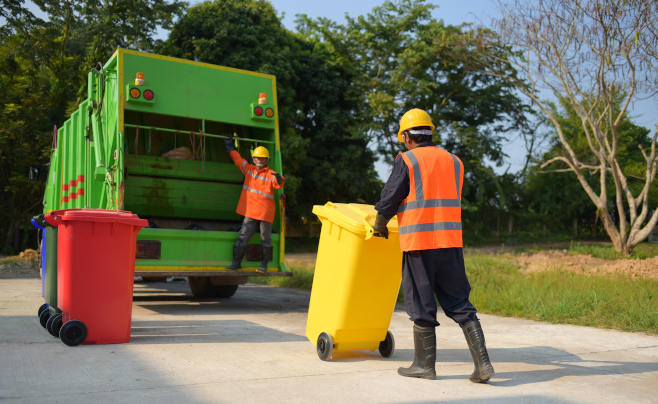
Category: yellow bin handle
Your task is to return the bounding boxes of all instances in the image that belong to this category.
[364,218,375,240]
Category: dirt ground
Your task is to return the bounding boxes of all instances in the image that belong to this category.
[0,250,40,279]
[516,249,658,279]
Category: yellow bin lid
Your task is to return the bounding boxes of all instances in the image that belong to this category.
[312,202,399,239]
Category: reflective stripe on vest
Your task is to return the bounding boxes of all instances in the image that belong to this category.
[247,170,271,182]
[397,146,463,251]
[243,185,274,199]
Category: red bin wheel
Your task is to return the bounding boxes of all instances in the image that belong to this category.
[47,313,62,338]
[60,320,88,346]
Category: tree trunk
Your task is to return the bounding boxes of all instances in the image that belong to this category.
[572,216,578,237]
[508,214,514,234]
[5,219,16,251]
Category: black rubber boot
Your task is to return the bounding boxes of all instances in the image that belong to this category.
[256,245,272,273]
[462,320,495,383]
[226,246,245,270]
[397,326,436,380]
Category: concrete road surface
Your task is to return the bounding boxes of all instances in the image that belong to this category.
[1,278,657,403]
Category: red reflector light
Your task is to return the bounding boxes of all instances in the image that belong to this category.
[136,241,161,259]
[143,90,154,100]
[254,106,263,116]
[265,108,274,118]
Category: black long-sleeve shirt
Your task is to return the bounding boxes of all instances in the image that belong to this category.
[374,142,436,219]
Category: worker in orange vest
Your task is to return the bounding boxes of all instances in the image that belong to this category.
[224,139,284,273]
[373,109,494,383]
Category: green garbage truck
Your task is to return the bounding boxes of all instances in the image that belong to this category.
[42,48,291,298]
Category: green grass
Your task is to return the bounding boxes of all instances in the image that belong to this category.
[466,254,658,334]
[511,242,658,260]
[285,237,320,253]
[255,253,658,335]
[249,261,316,290]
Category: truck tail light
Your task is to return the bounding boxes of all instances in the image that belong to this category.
[265,108,274,118]
[136,241,161,259]
[130,88,141,98]
[143,90,154,100]
[254,106,263,116]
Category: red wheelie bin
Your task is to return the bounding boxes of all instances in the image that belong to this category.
[44,209,148,346]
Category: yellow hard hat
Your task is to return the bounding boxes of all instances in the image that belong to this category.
[398,109,435,142]
[252,146,269,158]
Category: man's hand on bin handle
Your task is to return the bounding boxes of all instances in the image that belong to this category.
[224,138,236,153]
[272,172,283,184]
[372,213,391,239]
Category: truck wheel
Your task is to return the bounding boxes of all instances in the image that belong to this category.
[379,330,395,358]
[39,309,50,329]
[214,284,238,298]
[141,276,168,282]
[60,320,87,346]
[38,303,48,318]
[189,276,219,298]
[317,332,333,361]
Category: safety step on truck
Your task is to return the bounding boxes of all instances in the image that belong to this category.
[42,48,291,298]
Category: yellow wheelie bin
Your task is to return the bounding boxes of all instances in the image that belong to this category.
[307,202,402,361]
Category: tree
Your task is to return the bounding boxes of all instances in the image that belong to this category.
[296,0,532,218]
[472,0,658,254]
[158,0,382,221]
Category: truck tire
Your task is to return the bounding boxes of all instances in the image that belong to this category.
[141,276,168,282]
[189,276,219,298]
[214,284,238,298]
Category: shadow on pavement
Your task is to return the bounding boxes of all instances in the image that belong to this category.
[383,346,658,387]
[132,282,310,315]
[130,318,307,344]
[405,396,579,404]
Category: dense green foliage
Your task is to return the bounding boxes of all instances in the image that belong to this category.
[157,0,382,221]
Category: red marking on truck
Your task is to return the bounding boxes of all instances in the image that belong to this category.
[61,175,86,203]
[61,188,85,203]
[61,175,85,191]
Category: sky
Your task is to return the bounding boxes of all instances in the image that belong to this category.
[8,0,658,180]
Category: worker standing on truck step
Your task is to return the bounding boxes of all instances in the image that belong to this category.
[224,139,284,273]
[372,109,494,383]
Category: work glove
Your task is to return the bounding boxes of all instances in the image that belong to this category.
[272,172,283,184]
[224,138,236,153]
[372,213,391,239]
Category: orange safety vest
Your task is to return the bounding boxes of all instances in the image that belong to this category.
[396,146,463,251]
[229,150,284,223]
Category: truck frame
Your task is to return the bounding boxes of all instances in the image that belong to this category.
[43,48,291,298]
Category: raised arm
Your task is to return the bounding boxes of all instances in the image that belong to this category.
[224,139,251,173]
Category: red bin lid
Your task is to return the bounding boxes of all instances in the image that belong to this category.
[45,209,148,228]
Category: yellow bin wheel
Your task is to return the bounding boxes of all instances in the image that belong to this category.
[378,330,395,358]
[317,332,333,361]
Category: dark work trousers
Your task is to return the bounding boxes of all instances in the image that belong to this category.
[402,247,478,328]
[234,217,272,248]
